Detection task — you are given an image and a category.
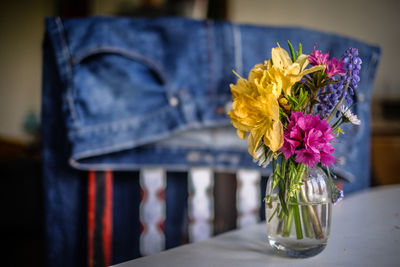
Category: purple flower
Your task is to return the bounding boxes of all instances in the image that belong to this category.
[280,112,335,167]
[317,48,362,117]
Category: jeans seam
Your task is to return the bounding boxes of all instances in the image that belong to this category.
[232,24,243,77]
[206,20,214,96]
[71,46,168,86]
[55,17,81,127]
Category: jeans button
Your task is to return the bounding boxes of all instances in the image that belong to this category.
[169,96,179,107]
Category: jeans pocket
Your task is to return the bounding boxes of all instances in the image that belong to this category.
[70,46,168,127]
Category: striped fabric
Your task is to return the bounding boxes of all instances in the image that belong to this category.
[88,170,113,267]
[236,169,261,228]
[139,169,166,256]
[188,168,214,242]
[87,169,264,266]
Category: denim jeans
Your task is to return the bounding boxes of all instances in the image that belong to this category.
[42,16,380,266]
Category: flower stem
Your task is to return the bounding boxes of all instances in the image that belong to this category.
[282,206,294,237]
[268,203,280,223]
[292,197,304,239]
[301,205,314,238]
[300,184,324,239]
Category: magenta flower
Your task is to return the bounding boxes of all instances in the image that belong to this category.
[309,45,346,78]
[326,57,346,77]
[280,112,335,167]
[295,149,320,168]
[308,48,329,66]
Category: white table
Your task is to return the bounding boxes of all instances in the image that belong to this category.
[115,185,400,267]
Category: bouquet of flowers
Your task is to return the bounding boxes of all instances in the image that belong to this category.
[227,41,362,251]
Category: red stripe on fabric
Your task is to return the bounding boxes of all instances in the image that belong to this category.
[156,188,165,200]
[140,188,145,202]
[88,170,96,267]
[157,220,165,233]
[140,222,146,234]
[102,170,113,266]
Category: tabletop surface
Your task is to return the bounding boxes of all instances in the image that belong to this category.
[115,185,400,267]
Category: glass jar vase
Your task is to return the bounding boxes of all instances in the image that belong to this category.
[265,166,332,258]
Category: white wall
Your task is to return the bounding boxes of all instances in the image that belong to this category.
[0,0,53,142]
[228,0,400,100]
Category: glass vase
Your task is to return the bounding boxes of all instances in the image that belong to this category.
[265,166,332,258]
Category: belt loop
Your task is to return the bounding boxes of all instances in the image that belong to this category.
[232,23,243,77]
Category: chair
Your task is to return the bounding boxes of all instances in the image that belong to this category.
[42,16,380,267]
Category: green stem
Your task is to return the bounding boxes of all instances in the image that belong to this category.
[281,158,287,181]
[268,203,280,223]
[301,205,314,238]
[277,217,284,235]
[279,158,289,215]
[282,206,294,237]
[331,117,343,130]
[292,197,303,240]
[309,205,324,239]
[298,186,314,238]
[278,207,285,220]
[300,184,324,239]
[297,165,313,238]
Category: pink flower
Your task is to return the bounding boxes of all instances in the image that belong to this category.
[295,148,320,168]
[326,57,346,77]
[281,133,301,159]
[309,45,346,78]
[280,112,335,167]
[320,144,336,166]
[309,47,329,66]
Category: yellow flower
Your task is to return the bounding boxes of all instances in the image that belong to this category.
[228,79,283,156]
[228,46,324,159]
[279,97,292,111]
[255,47,325,97]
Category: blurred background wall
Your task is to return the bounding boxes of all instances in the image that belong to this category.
[229,0,399,101]
[0,0,53,142]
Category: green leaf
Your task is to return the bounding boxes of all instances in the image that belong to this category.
[297,43,302,58]
[311,98,321,105]
[287,40,296,63]
[287,95,299,105]
[305,81,315,89]
[317,71,324,86]
[298,91,308,106]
